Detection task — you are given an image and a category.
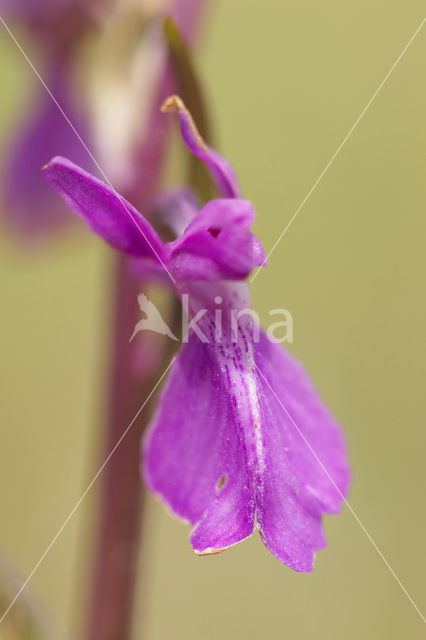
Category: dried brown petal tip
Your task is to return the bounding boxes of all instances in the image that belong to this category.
[161,95,186,114]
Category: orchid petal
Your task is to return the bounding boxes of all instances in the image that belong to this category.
[0,0,68,23]
[180,198,255,234]
[169,199,266,281]
[151,187,199,239]
[143,329,255,554]
[254,332,350,571]
[143,299,350,569]
[43,157,167,263]
[161,96,241,198]
[169,232,264,281]
[2,62,91,238]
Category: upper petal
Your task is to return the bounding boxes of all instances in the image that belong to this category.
[43,157,168,263]
[151,187,200,239]
[162,96,241,198]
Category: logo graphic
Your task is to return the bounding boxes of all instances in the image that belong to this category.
[130,293,294,344]
[129,294,178,342]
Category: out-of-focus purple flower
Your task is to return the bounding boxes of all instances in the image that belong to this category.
[0,0,75,25]
[3,57,92,238]
[0,0,106,33]
[0,0,98,238]
[1,0,208,239]
[42,96,350,571]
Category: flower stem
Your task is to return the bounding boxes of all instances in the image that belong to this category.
[81,253,167,640]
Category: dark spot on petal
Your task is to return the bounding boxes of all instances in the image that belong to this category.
[217,474,227,490]
[254,422,260,431]
[208,226,221,238]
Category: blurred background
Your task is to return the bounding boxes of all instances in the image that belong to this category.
[0,0,425,638]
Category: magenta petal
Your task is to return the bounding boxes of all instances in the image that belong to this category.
[43,157,167,262]
[143,330,255,554]
[169,199,266,281]
[254,332,350,571]
[151,187,199,238]
[162,96,241,198]
[169,232,264,281]
[180,198,255,234]
[0,0,68,23]
[144,303,349,568]
[2,62,91,238]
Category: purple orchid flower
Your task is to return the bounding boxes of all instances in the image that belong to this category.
[2,57,92,238]
[0,0,97,238]
[42,96,350,572]
[1,0,207,239]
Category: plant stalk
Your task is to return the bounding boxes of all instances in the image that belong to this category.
[81,253,167,640]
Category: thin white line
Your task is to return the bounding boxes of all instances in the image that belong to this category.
[2,9,424,626]
[0,358,175,626]
[0,16,176,284]
[250,17,426,284]
[253,361,426,624]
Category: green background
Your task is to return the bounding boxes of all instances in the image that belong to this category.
[0,1,425,638]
